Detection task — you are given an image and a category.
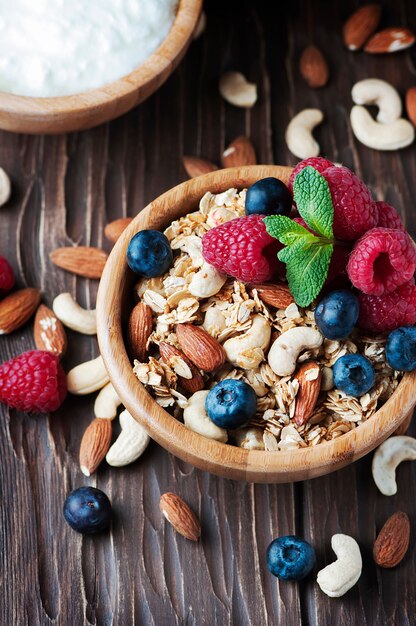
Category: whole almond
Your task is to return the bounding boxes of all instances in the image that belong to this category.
[343,4,382,51]
[159,341,204,394]
[176,324,226,372]
[293,361,322,427]
[373,511,410,568]
[221,136,257,168]
[182,156,219,178]
[104,217,133,244]
[364,27,415,53]
[406,87,416,127]
[0,288,41,335]
[128,302,153,362]
[79,418,113,477]
[50,246,108,279]
[252,283,294,309]
[34,304,67,357]
[160,492,201,541]
[299,45,329,88]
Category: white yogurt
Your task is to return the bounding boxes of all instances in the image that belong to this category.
[0,0,178,97]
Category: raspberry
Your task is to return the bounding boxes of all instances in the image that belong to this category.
[0,255,14,297]
[202,214,282,283]
[375,201,405,231]
[358,281,416,333]
[347,227,416,296]
[0,350,67,413]
[288,157,333,194]
[323,167,378,240]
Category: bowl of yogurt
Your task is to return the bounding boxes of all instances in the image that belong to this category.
[0,0,202,134]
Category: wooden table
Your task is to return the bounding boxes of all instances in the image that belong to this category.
[1,1,415,624]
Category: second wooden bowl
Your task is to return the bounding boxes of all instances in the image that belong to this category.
[97,165,416,483]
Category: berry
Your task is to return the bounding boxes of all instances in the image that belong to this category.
[375,201,405,231]
[347,228,416,296]
[323,166,378,240]
[245,177,292,217]
[0,350,67,413]
[315,290,359,339]
[288,157,333,194]
[0,255,14,297]
[358,281,416,333]
[386,326,416,371]
[333,354,375,397]
[205,379,257,429]
[202,215,283,283]
[63,487,112,534]
[127,230,173,278]
[267,536,316,581]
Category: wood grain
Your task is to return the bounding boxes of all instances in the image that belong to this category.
[1,1,416,624]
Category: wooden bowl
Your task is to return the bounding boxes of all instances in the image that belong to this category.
[97,165,416,483]
[0,0,202,134]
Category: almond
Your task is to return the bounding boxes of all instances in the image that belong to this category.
[293,361,322,427]
[373,511,410,568]
[104,217,133,244]
[182,156,219,178]
[364,27,415,53]
[50,246,108,279]
[34,304,67,357]
[0,288,41,335]
[79,418,113,477]
[159,341,204,394]
[160,492,201,541]
[176,324,226,372]
[128,302,153,362]
[299,45,329,88]
[406,87,416,127]
[343,4,382,51]
[221,136,257,168]
[251,283,294,309]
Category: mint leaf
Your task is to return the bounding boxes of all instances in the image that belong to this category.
[278,241,333,307]
[293,166,334,239]
[264,215,317,246]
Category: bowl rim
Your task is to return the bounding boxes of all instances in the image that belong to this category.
[97,165,416,483]
[0,0,202,115]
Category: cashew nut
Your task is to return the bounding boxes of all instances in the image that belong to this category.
[53,293,97,335]
[202,307,226,337]
[285,109,323,159]
[188,263,227,298]
[0,167,11,207]
[317,534,362,598]
[106,409,150,466]
[183,390,228,442]
[268,327,323,376]
[67,355,109,395]
[372,435,416,496]
[351,79,402,124]
[232,427,265,450]
[219,71,257,108]
[350,106,415,151]
[223,315,271,370]
[94,382,121,419]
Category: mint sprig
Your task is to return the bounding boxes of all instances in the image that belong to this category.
[263,166,335,307]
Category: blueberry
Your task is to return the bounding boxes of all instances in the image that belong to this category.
[333,354,375,397]
[245,177,292,217]
[127,230,173,277]
[63,487,112,534]
[315,290,359,340]
[205,379,257,429]
[386,326,416,371]
[267,535,316,581]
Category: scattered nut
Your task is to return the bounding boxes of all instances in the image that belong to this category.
[0,288,41,335]
[317,534,362,597]
[405,87,416,127]
[183,390,228,442]
[342,4,382,51]
[221,136,257,168]
[268,327,323,376]
[94,382,121,419]
[373,511,410,568]
[50,246,108,279]
[67,355,110,395]
[223,314,271,370]
[364,27,415,53]
[351,78,402,124]
[104,217,133,244]
[219,71,257,108]
[79,418,112,476]
[350,106,415,151]
[182,156,219,178]
[285,109,324,159]
[0,167,11,207]
[34,304,68,357]
[188,262,227,298]
[160,492,201,541]
[299,45,329,88]
[372,435,416,495]
[52,293,97,335]
[106,409,150,467]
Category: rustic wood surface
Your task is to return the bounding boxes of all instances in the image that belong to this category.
[1,0,416,624]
